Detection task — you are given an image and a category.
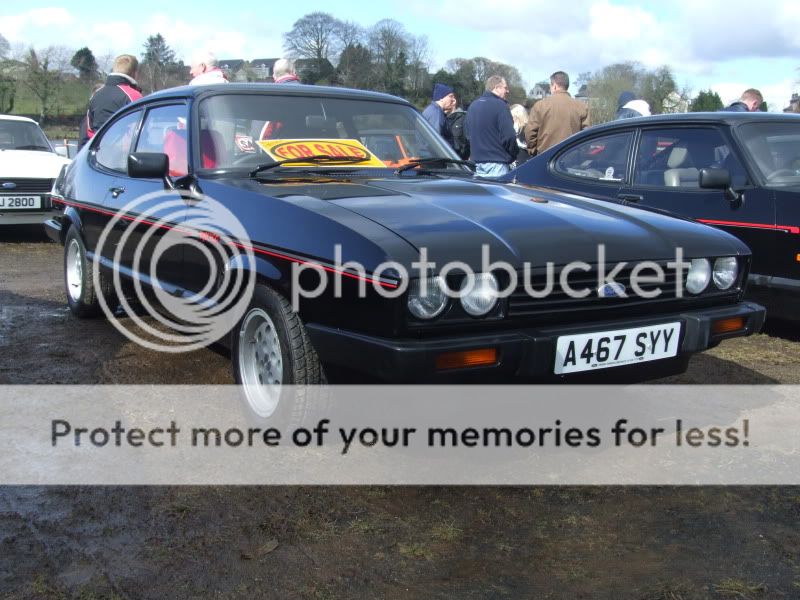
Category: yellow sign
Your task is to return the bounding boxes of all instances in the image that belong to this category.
[256,139,387,167]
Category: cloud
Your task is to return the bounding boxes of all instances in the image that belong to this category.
[0,7,75,41]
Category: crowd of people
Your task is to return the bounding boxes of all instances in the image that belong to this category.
[79,51,769,175]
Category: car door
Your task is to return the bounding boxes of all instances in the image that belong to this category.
[733,120,800,287]
[97,103,189,294]
[85,110,143,253]
[547,130,635,201]
[620,125,775,278]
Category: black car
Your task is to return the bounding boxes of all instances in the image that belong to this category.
[507,112,800,319]
[44,84,764,417]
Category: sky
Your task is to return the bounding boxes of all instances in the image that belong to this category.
[1,1,799,112]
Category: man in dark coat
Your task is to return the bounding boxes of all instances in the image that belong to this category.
[465,75,517,177]
[79,54,142,148]
[721,88,763,112]
[422,83,456,146]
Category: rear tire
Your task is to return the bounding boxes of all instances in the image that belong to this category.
[64,225,115,318]
[231,284,324,422]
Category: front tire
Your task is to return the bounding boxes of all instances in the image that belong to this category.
[64,225,114,318]
[231,284,324,421]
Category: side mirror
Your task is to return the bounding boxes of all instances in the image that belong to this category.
[54,146,68,158]
[699,167,742,205]
[128,152,169,179]
[699,167,730,189]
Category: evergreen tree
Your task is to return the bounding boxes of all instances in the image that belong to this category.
[140,34,178,93]
[690,89,724,112]
[71,47,99,82]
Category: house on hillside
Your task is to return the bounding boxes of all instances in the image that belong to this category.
[530,82,550,100]
[250,58,278,81]
[218,59,247,82]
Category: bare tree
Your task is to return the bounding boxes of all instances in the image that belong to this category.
[406,35,431,102]
[284,12,341,74]
[368,19,410,94]
[334,20,364,56]
[18,46,72,123]
[0,33,9,59]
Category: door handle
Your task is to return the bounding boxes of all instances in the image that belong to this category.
[109,186,125,198]
[617,193,643,203]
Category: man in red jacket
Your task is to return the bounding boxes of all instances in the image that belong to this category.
[79,54,143,148]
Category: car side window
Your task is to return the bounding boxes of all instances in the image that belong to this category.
[95,111,142,173]
[634,128,749,189]
[136,105,190,177]
[553,132,633,183]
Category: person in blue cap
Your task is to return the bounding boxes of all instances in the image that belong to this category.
[422,83,456,145]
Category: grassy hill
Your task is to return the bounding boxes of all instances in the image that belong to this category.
[9,78,93,138]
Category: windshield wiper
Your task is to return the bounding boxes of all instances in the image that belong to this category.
[249,155,373,177]
[15,145,51,151]
[397,157,474,174]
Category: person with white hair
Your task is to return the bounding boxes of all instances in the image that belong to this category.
[272,58,300,84]
[189,50,228,85]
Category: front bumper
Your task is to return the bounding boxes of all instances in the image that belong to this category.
[0,210,58,226]
[307,302,766,382]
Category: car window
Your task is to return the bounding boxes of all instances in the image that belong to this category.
[197,94,456,171]
[553,132,633,183]
[95,111,142,173]
[737,121,800,187]
[136,104,190,177]
[0,119,53,152]
[634,127,748,189]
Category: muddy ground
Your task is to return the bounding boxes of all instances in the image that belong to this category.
[1,227,799,599]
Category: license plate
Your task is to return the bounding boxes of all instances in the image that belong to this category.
[0,195,42,209]
[554,322,681,374]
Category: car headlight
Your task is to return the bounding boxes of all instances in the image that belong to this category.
[686,258,711,294]
[713,257,738,290]
[407,276,448,319]
[460,272,499,317]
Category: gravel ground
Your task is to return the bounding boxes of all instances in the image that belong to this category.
[1,227,798,599]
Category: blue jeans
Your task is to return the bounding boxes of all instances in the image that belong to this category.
[475,162,511,178]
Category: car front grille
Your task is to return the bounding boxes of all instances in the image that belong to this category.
[506,261,729,319]
[0,178,54,194]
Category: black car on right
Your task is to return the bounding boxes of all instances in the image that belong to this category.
[507,112,800,319]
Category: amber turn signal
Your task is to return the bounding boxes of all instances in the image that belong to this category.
[435,348,498,370]
[711,316,746,335]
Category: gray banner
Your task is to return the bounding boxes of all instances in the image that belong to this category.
[0,385,796,484]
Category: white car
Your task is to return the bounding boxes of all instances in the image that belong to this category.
[0,115,70,225]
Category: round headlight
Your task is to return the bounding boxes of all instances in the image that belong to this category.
[407,276,448,319]
[713,257,738,290]
[686,258,711,294]
[460,272,499,317]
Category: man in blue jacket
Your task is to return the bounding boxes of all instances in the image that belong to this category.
[465,76,517,177]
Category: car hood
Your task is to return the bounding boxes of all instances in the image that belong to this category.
[0,150,70,179]
[305,177,750,267]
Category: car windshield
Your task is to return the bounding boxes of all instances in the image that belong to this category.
[0,120,53,152]
[737,121,800,187]
[197,92,462,173]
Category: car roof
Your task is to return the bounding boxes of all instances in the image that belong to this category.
[140,83,412,107]
[585,111,800,135]
[0,114,39,125]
